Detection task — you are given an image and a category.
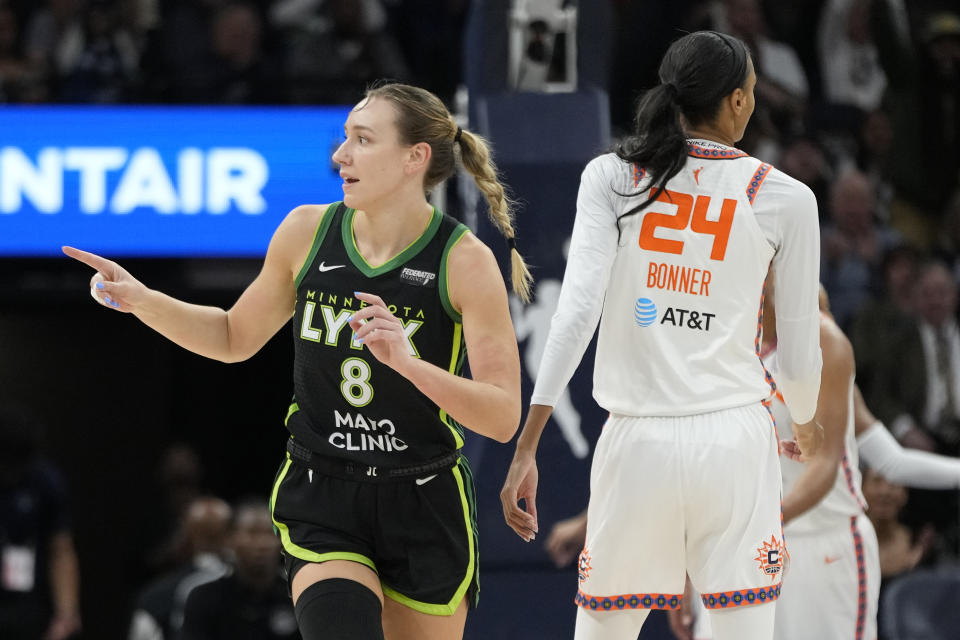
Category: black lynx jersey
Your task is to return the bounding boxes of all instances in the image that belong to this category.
[286,202,471,468]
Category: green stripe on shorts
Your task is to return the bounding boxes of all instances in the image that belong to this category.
[382,460,478,615]
[269,455,377,573]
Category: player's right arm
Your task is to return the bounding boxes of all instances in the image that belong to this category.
[501,156,619,541]
[764,173,824,455]
[62,204,325,363]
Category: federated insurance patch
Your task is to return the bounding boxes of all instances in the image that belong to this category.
[754,535,787,581]
[400,267,437,288]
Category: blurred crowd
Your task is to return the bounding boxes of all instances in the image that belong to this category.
[1,0,959,638]
[0,0,468,106]
[2,407,297,640]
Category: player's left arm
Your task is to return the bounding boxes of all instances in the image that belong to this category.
[854,385,960,489]
[411,233,521,442]
[352,232,521,443]
[781,315,854,524]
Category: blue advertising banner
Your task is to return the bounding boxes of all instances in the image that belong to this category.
[0,105,351,256]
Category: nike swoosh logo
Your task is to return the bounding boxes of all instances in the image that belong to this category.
[415,474,438,486]
[318,262,345,272]
[824,555,842,565]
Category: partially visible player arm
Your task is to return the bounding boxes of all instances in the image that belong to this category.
[760,173,823,453]
[854,385,960,489]
[782,315,853,524]
[46,532,81,640]
[501,156,620,540]
[63,204,324,362]
[545,508,588,568]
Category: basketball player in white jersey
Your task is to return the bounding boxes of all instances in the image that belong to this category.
[763,282,878,640]
[668,285,960,640]
[545,283,960,639]
[499,31,823,640]
[770,287,960,640]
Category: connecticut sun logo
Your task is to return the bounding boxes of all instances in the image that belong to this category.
[754,535,787,581]
[578,549,593,584]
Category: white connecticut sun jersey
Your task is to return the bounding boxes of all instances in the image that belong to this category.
[765,347,867,533]
[532,140,822,421]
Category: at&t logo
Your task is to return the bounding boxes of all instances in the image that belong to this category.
[634,297,657,327]
[634,296,717,331]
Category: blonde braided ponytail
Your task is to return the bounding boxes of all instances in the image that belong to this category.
[456,128,533,302]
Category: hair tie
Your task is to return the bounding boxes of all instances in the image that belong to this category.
[454,127,463,144]
[506,236,517,252]
[663,83,680,100]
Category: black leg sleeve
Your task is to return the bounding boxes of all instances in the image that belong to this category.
[294,578,385,640]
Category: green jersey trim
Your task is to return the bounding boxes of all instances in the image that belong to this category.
[294,203,341,289]
[439,321,465,449]
[342,206,443,277]
[381,462,476,615]
[458,456,480,607]
[285,402,300,426]
[268,457,378,572]
[438,223,468,449]
[438,224,470,323]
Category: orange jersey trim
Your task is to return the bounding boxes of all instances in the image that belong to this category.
[841,454,867,511]
[851,516,867,640]
[746,163,772,204]
[632,164,646,187]
[687,142,749,160]
[755,281,778,397]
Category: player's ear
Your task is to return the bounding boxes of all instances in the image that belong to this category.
[405,142,432,176]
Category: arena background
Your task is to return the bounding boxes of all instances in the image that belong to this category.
[1,0,958,638]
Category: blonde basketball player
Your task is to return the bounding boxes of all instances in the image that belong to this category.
[500,30,823,640]
[64,83,530,640]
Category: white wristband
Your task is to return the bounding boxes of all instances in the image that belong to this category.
[890,414,915,440]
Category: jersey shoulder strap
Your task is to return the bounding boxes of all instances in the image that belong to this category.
[294,202,346,288]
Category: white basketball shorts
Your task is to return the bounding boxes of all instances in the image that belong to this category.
[775,513,879,640]
[575,402,785,612]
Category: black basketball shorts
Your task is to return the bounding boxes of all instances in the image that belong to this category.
[268,450,480,615]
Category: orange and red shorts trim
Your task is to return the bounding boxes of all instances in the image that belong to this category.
[575,583,781,612]
[575,590,683,611]
[700,583,781,609]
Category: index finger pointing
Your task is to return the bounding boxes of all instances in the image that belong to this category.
[62,246,114,274]
[353,291,387,309]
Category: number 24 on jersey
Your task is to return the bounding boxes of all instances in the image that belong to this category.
[638,189,735,261]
